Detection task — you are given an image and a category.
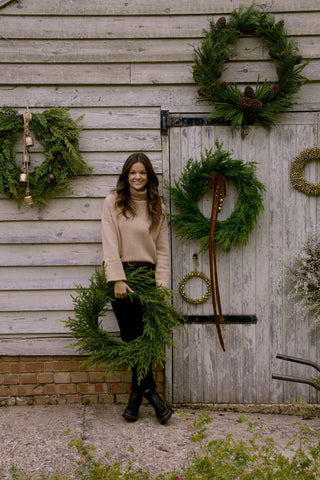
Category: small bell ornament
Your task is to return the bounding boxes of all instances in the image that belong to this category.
[23,150,31,165]
[218,192,224,212]
[19,169,28,183]
[24,188,33,207]
[25,135,34,147]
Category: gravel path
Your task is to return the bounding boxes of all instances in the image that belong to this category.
[0,404,319,479]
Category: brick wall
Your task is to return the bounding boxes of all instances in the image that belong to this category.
[0,356,164,406]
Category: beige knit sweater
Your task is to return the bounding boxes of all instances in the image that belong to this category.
[101,187,170,288]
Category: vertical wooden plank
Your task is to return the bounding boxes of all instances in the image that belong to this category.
[188,325,205,403]
[172,328,187,403]
[240,131,259,403]
[215,324,231,403]
[293,122,317,402]
[226,128,243,314]
[253,126,271,404]
[202,323,218,402]
[268,125,287,404]
[228,325,244,403]
[281,123,299,402]
[242,324,257,403]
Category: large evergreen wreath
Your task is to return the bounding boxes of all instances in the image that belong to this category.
[65,267,185,383]
[166,141,265,252]
[0,106,91,209]
[193,5,308,134]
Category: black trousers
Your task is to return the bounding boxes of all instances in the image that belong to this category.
[111,266,157,393]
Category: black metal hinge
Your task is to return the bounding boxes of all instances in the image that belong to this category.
[161,110,228,135]
[184,315,258,324]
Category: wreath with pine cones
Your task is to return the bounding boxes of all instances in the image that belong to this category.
[0,106,91,209]
[192,5,308,135]
[166,141,265,252]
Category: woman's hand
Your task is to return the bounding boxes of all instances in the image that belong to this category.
[114,280,134,299]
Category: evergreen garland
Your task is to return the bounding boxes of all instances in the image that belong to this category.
[0,107,25,200]
[0,106,92,209]
[65,266,185,383]
[166,141,265,252]
[193,5,308,135]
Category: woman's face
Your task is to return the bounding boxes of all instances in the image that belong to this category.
[128,162,148,191]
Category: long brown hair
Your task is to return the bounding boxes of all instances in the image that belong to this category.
[115,153,163,228]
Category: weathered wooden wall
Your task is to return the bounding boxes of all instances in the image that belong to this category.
[0,0,319,404]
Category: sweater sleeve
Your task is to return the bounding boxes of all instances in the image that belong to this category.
[101,195,126,283]
[155,210,170,289]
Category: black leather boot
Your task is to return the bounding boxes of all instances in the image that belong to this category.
[122,391,143,422]
[144,389,173,424]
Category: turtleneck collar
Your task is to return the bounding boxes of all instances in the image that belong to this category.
[129,186,147,201]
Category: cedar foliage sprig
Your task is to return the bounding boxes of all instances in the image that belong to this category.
[65,267,185,383]
[193,5,308,135]
[0,106,92,209]
[166,141,265,252]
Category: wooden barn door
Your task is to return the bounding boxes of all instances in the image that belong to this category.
[163,113,320,405]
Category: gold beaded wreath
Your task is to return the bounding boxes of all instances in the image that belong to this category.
[179,270,211,305]
[290,146,320,196]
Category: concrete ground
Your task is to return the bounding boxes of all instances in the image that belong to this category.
[0,403,320,479]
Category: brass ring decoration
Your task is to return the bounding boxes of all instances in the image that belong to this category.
[290,146,320,196]
[179,270,211,305]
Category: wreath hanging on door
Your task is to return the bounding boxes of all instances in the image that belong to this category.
[192,5,308,135]
[166,141,265,253]
[290,146,320,196]
[0,106,91,209]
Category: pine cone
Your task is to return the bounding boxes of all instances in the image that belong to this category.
[219,81,228,91]
[211,82,216,89]
[268,50,278,59]
[216,16,227,28]
[268,83,280,95]
[237,97,252,111]
[197,87,206,97]
[244,86,255,99]
[249,99,262,114]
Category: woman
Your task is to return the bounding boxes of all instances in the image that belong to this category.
[101,152,172,424]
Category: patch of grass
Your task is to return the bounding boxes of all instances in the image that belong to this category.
[236,414,248,423]
[189,412,214,444]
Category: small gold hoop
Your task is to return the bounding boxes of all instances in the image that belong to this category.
[290,146,320,196]
[179,271,211,305]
